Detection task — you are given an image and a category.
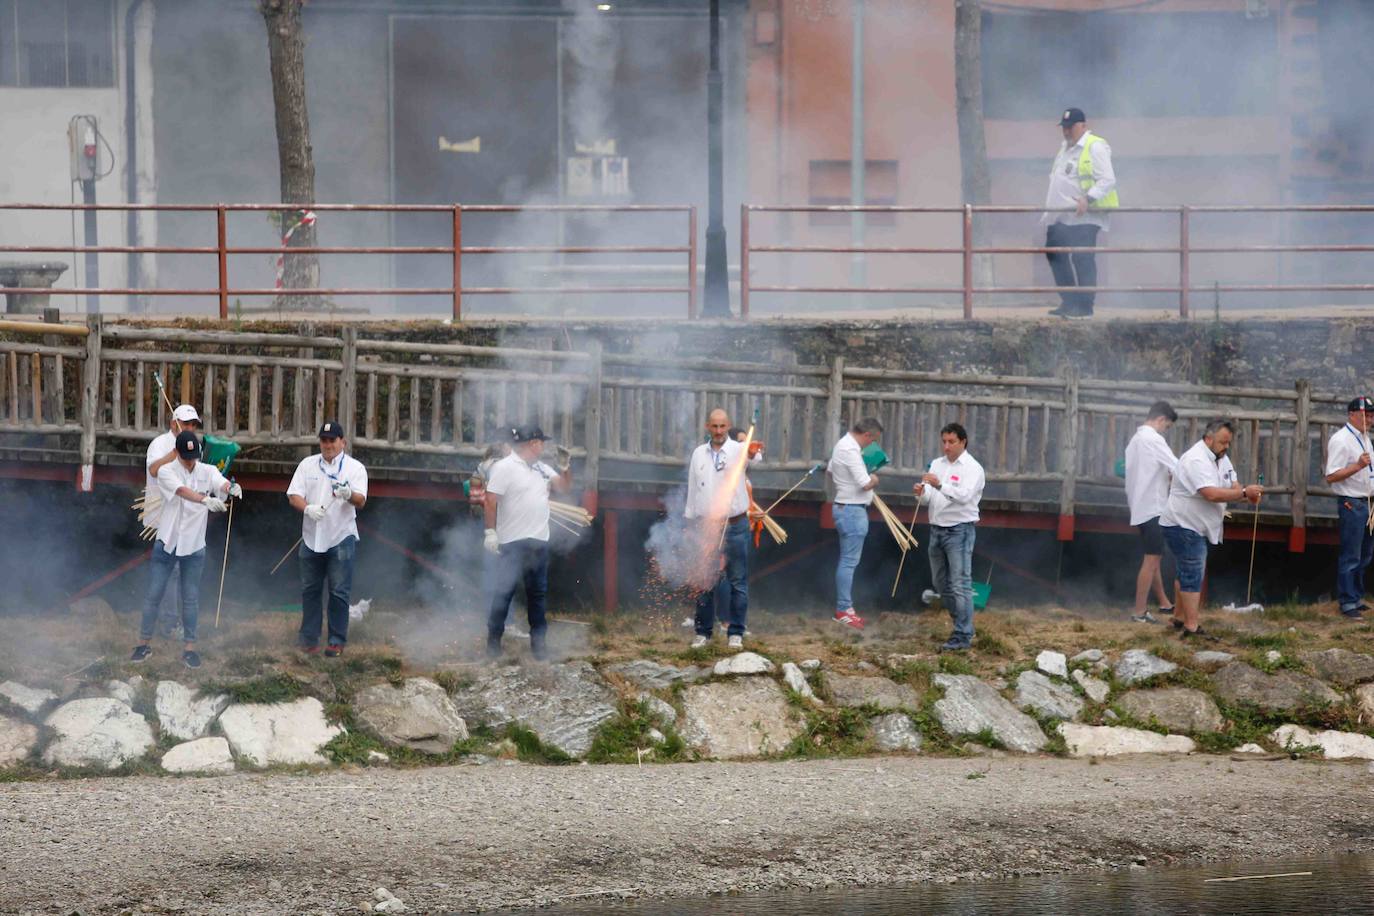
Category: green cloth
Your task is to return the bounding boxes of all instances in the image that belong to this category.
[862,442,889,473]
[1113,457,1126,479]
[203,435,240,474]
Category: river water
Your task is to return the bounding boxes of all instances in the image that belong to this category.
[500,854,1374,915]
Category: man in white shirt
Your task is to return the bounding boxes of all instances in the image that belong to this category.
[131,431,239,669]
[914,423,986,652]
[1124,400,1179,624]
[484,424,571,660]
[827,417,884,631]
[1160,420,1262,638]
[287,421,369,657]
[684,409,756,649]
[1323,396,1374,620]
[1042,107,1117,319]
[143,404,202,638]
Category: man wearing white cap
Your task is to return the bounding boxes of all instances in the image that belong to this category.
[287,421,369,657]
[143,404,202,638]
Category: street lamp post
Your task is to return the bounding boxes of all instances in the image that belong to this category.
[701,0,731,317]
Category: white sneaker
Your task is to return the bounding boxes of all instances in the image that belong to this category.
[690,635,709,649]
[727,635,744,650]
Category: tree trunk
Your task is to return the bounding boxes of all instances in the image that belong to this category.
[260,0,321,309]
[954,0,995,293]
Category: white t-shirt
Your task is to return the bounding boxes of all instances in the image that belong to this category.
[1161,439,1236,545]
[287,452,369,552]
[154,459,229,557]
[142,430,177,526]
[918,451,985,527]
[828,433,874,506]
[1325,423,1374,499]
[1125,425,1178,525]
[684,438,752,520]
[486,452,558,544]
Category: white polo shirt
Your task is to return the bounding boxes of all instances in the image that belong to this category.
[1325,423,1374,499]
[1125,424,1178,525]
[684,438,752,520]
[918,451,985,527]
[486,452,558,543]
[1161,439,1236,545]
[828,433,874,506]
[287,452,369,552]
[143,430,177,527]
[154,459,229,557]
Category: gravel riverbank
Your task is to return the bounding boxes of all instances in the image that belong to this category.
[2,754,1371,914]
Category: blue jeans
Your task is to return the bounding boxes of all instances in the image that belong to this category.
[929,522,976,646]
[488,538,549,653]
[299,535,357,648]
[139,541,205,643]
[1162,525,1208,593]
[1337,499,1374,612]
[695,517,749,637]
[834,503,869,612]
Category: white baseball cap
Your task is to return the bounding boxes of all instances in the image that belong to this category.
[173,404,201,423]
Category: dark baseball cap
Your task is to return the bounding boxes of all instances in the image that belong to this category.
[174,430,202,460]
[318,421,344,439]
[1348,396,1374,413]
[1059,107,1086,127]
[510,424,551,443]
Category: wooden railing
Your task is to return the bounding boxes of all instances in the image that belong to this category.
[0,318,1353,543]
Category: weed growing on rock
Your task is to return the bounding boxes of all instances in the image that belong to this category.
[586,699,687,764]
[507,724,574,765]
[207,673,305,704]
[973,632,1014,657]
[785,704,871,758]
[937,654,975,676]
[431,670,471,695]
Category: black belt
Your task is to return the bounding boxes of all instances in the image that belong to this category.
[728,512,747,524]
[834,502,866,507]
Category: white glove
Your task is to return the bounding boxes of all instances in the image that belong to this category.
[227,482,243,499]
[483,529,501,555]
[331,481,353,501]
[304,504,327,521]
[203,496,227,513]
[555,445,572,472]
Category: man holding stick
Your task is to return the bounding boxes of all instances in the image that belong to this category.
[1324,396,1374,620]
[287,422,369,657]
[828,417,884,631]
[685,409,756,650]
[131,431,239,669]
[484,424,571,660]
[1159,419,1261,638]
[1124,400,1179,624]
[914,423,985,652]
[143,404,202,638]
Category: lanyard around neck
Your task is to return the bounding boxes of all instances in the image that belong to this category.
[1346,425,1373,477]
[319,453,345,481]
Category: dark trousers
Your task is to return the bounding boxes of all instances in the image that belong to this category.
[487,538,549,654]
[1336,499,1374,612]
[299,535,356,648]
[695,517,749,637]
[1045,223,1100,311]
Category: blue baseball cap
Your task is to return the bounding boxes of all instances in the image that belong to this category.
[318,421,344,439]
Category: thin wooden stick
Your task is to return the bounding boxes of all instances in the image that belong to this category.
[761,462,824,515]
[891,507,921,597]
[270,536,302,576]
[214,498,234,628]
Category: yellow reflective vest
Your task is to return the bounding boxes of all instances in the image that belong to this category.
[1077,135,1119,209]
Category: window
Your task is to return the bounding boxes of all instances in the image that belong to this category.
[0,0,115,88]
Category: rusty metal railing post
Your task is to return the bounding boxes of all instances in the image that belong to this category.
[216,205,229,320]
[688,206,699,319]
[452,205,462,322]
[738,204,750,320]
[1179,205,1190,319]
[962,204,974,319]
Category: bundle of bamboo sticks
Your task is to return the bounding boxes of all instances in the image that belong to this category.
[871,494,918,552]
[549,500,594,536]
[750,503,787,545]
[132,492,161,540]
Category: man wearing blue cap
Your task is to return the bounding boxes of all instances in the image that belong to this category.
[1042,107,1117,319]
[1324,397,1374,620]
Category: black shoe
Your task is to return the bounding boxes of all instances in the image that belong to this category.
[182,650,202,670]
[938,641,971,653]
[130,644,151,663]
[1065,309,1093,320]
[1048,305,1072,317]
[1180,627,1219,642]
[530,636,548,662]
[486,637,503,659]
[1341,607,1365,620]
[324,644,344,658]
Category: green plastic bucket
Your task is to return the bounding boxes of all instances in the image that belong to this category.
[972,581,991,610]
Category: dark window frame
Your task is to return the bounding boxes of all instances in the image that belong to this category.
[0,0,116,89]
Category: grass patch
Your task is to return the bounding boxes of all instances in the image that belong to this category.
[972,632,1015,657]
[937,654,976,676]
[785,704,873,758]
[506,723,575,765]
[207,672,305,704]
[221,652,279,677]
[432,670,471,696]
[585,699,687,764]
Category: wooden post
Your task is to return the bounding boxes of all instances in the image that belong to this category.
[1289,377,1310,553]
[77,314,102,491]
[1056,365,1079,541]
[451,206,462,322]
[339,325,357,441]
[962,204,974,320]
[583,340,603,500]
[826,355,846,440]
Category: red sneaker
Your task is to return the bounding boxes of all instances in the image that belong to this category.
[300,644,321,656]
[832,609,865,631]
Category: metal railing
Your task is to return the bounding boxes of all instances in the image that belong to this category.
[0,202,697,321]
[740,203,1374,319]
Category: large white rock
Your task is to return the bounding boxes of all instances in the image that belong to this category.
[155,681,231,741]
[1118,687,1224,734]
[1057,723,1196,757]
[825,674,920,710]
[869,712,923,752]
[218,697,343,767]
[780,662,819,704]
[1190,651,1235,671]
[43,698,155,769]
[932,674,1046,753]
[1070,649,1104,664]
[1356,684,1374,723]
[1013,670,1083,721]
[353,678,469,754]
[679,678,802,759]
[0,681,58,716]
[1035,650,1068,679]
[0,713,39,765]
[452,661,618,759]
[1113,650,1178,686]
[1071,669,1111,704]
[105,677,143,707]
[161,737,235,774]
[1270,724,1374,760]
[712,652,775,676]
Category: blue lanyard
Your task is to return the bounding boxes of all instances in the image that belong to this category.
[1346,425,1373,478]
[318,453,346,483]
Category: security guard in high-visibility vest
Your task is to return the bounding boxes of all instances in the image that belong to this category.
[1041,107,1117,319]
